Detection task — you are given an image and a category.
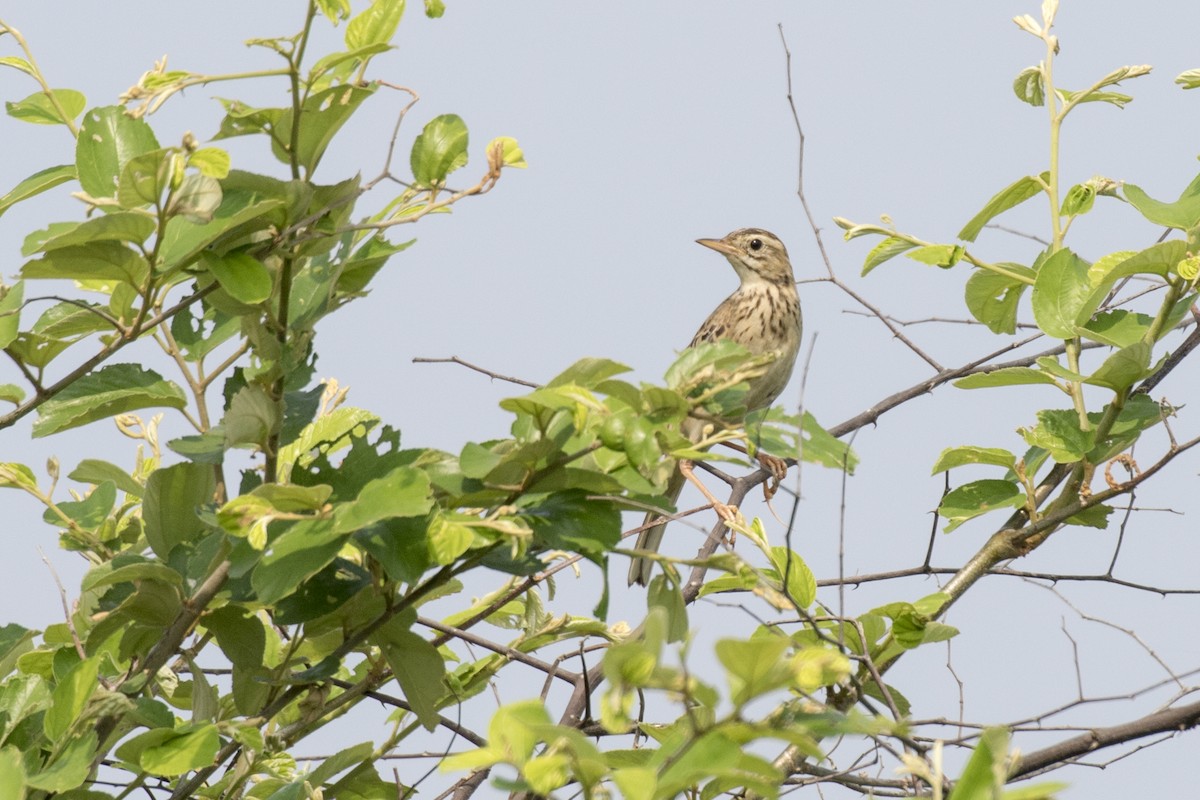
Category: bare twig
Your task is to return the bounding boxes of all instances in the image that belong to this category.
[412,355,539,388]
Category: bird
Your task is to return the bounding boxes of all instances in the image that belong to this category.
[627,228,803,587]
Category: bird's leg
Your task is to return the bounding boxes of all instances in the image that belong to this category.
[718,441,791,500]
[678,459,738,537]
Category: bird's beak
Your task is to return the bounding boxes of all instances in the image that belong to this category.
[696,238,739,257]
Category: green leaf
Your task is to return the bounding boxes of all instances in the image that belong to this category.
[0,55,36,76]
[0,282,23,350]
[201,251,272,304]
[1076,240,1183,328]
[143,462,216,558]
[167,429,227,464]
[958,173,1047,242]
[21,240,149,285]
[332,466,433,533]
[1077,309,1154,348]
[860,236,917,276]
[25,732,97,792]
[0,384,24,405]
[203,606,266,669]
[1066,503,1112,529]
[0,164,75,218]
[1031,247,1091,338]
[1019,410,1095,463]
[1058,88,1132,109]
[33,364,186,437]
[68,458,144,498]
[75,106,161,199]
[375,618,445,731]
[939,480,1024,532]
[24,212,157,255]
[188,147,231,179]
[0,463,38,492]
[905,244,963,268]
[0,747,25,796]
[964,266,1035,334]
[953,367,1060,390]
[346,0,406,49]
[1086,342,1151,392]
[270,84,377,173]
[223,385,278,450]
[931,446,1016,474]
[1086,250,1137,287]
[117,148,172,208]
[133,724,220,776]
[1013,66,1044,106]
[5,89,86,126]
[45,481,115,529]
[948,727,1008,800]
[410,113,469,186]
[1123,173,1200,229]
[44,657,99,740]
[546,357,631,388]
[168,173,223,222]
[520,490,621,554]
[799,411,857,472]
[0,624,37,678]
[486,135,525,167]
[81,561,183,592]
[715,637,792,706]
[252,519,345,605]
[769,546,816,607]
[338,235,414,294]
[1060,183,1095,216]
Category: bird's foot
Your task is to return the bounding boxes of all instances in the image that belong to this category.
[758,452,790,501]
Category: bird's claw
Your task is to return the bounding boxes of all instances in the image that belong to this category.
[758,453,789,501]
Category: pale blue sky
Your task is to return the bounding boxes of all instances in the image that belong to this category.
[2,2,1198,796]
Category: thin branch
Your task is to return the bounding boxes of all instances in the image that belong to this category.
[412,355,539,388]
[0,284,216,430]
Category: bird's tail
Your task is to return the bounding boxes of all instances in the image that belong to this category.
[627,465,688,587]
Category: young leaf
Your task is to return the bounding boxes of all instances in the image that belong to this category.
[958,173,1047,242]
[1031,247,1091,338]
[1177,69,1200,89]
[0,282,23,350]
[861,236,917,276]
[905,244,963,268]
[1012,66,1045,106]
[939,479,1024,532]
[0,164,75,218]
[269,84,376,173]
[931,446,1017,474]
[1122,173,1200,229]
[5,89,86,126]
[345,0,405,50]
[410,114,469,186]
[964,266,1034,334]
[1018,409,1095,462]
[1085,342,1152,392]
[1076,240,1183,325]
[953,367,1060,390]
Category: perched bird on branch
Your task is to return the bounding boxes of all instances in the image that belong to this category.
[628,228,803,587]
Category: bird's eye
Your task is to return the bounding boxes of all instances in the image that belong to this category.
[749,238,763,251]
